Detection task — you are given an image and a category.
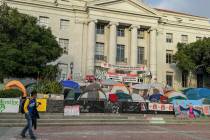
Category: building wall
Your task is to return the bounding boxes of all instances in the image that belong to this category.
[2,0,210,87]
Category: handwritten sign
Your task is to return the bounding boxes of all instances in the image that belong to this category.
[148,103,174,111]
[64,105,80,116]
[0,98,20,113]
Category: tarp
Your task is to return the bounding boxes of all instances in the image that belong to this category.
[184,88,210,100]
[165,91,187,100]
[60,80,80,89]
[111,83,129,94]
[5,80,27,97]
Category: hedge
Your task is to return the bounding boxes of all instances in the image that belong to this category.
[0,89,22,98]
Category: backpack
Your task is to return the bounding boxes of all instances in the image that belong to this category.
[20,98,27,114]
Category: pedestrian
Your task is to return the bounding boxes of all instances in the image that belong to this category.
[20,90,38,140]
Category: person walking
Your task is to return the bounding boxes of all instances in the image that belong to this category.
[21,91,38,140]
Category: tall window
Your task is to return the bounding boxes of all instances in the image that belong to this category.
[59,38,69,54]
[95,42,104,61]
[166,72,173,87]
[166,50,173,64]
[181,35,188,44]
[137,47,144,64]
[166,33,173,43]
[137,30,144,39]
[182,72,188,87]
[196,36,202,41]
[116,44,125,62]
[96,24,105,34]
[39,16,49,28]
[117,27,125,37]
[60,19,69,30]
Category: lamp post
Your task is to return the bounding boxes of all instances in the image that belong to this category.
[70,62,74,79]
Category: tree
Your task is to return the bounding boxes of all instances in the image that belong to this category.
[0,3,63,81]
[175,38,210,86]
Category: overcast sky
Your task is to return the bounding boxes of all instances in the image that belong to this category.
[144,0,210,18]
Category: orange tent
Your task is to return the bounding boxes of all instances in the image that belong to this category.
[5,80,27,97]
[111,83,130,94]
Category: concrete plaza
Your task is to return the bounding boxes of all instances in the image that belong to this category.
[0,124,210,140]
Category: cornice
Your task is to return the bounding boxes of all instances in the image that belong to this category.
[88,6,160,19]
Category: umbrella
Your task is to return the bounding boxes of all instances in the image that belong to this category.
[131,94,145,102]
[131,83,151,90]
[165,91,187,102]
[149,93,162,102]
[111,83,129,94]
[60,80,79,89]
[184,88,210,100]
[115,92,132,102]
[78,90,107,101]
[101,79,119,86]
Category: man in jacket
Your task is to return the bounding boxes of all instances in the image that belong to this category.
[21,91,37,140]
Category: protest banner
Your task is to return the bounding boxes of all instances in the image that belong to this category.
[36,99,47,112]
[0,98,20,113]
[64,105,80,116]
[148,103,173,111]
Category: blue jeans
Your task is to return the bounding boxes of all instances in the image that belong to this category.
[21,113,35,138]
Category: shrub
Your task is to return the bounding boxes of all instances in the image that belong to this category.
[34,80,62,94]
[0,89,22,98]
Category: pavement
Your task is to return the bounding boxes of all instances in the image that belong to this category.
[1,124,210,140]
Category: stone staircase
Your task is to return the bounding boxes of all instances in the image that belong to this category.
[0,113,210,127]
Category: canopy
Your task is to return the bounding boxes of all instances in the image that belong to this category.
[184,88,210,100]
[101,79,119,86]
[131,94,145,102]
[60,80,80,89]
[5,80,27,97]
[78,90,107,101]
[111,83,129,94]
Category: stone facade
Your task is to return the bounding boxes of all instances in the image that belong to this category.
[2,0,210,88]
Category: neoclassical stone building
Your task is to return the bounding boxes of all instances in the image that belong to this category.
[2,0,210,88]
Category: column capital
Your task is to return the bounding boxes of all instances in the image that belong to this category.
[88,19,98,24]
[109,21,119,26]
[148,27,157,32]
[129,25,140,30]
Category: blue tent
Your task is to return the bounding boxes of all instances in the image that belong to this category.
[149,93,162,102]
[184,88,210,100]
[60,80,80,89]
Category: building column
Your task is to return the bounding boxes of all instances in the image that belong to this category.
[130,25,138,67]
[149,28,157,80]
[87,20,97,75]
[109,22,118,65]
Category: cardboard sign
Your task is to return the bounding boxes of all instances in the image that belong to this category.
[36,99,47,112]
[64,105,80,116]
[149,103,174,111]
[0,98,20,113]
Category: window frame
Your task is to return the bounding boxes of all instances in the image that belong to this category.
[166,50,173,64]
[137,30,144,39]
[117,27,125,37]
[59,38,69,55]
[166,72,173,87]
[96,24,105,34]
[116,44,125,62]
[137,47,144,64]
[166,33,173,43]
[181,35,188,44]
[60,19,70,30]
[95,42,105,61]
[38,16,49,28]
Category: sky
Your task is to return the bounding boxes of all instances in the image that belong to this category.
[144,0,210,18]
